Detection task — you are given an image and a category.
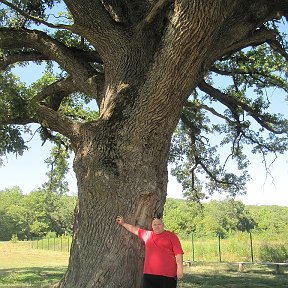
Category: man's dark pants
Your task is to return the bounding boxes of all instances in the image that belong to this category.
[143,274,177,288]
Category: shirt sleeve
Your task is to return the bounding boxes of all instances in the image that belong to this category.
[138,228,151,243]
[138,228,145,239]
[170,233,184,255]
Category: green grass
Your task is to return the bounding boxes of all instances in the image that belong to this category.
[180,262,288,287]
[0,267,66,288]
[0,241,68,288]
[1,241,287,288]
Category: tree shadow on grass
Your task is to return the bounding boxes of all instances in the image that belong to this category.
[0,266,66,288]
[179,266,288,288]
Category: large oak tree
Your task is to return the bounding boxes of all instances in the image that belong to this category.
[1,1,288,287]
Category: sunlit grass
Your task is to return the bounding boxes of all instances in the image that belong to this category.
[0,242,69,269]
[0,241,68,288]
[179,262,288,287]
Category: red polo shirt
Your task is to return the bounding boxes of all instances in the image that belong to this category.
[138,229,184,277]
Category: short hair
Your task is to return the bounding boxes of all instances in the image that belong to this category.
[153,212,162,220]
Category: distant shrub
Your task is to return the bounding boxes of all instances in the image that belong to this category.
[259,244,288,262]
[10,234,18,243]
[45,231,57,238]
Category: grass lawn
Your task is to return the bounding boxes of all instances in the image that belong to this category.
[0,241,68,288]
[0,241,287,287]
[180,263,288,288]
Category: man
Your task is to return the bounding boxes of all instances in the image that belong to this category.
[116,215,184,288]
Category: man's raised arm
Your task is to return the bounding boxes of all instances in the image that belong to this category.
[116,216,139,236]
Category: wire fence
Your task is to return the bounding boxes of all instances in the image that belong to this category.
[30,232,288,263]
[31,236,72,252]
[182,232,288,263]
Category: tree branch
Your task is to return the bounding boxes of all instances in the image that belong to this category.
[198,80,288,134]
[143,0,169,24]
[63,0,132,62]
[180,113,239,190]
[64,0,116,31]
[0,48,102,72]
[200,104,234,124]
[0,51,48,71]
[33,74,105,110]
[33,77,76,109]
[0,116,37,126]
[34,104,81,143]
[0,27,101,97]
[267,38,288,62]
[220,26,278,59]
[0,0,73,30]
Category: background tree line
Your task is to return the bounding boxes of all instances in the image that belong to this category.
[0,186,76,241]
[163,199,288,239]
[1,186,287,241]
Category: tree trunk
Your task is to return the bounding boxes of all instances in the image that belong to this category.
[56,7,218,287]
[58,114,172,287]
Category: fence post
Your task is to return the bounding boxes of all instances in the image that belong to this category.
[191,233,195,262]
[249,232,254,262]
[218,234,222,262]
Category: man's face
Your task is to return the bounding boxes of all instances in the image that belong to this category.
[152,219,165,234]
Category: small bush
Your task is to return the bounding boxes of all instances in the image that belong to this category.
[45,231,57,238]
[10,234,18,243]
[259,244,288,262]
